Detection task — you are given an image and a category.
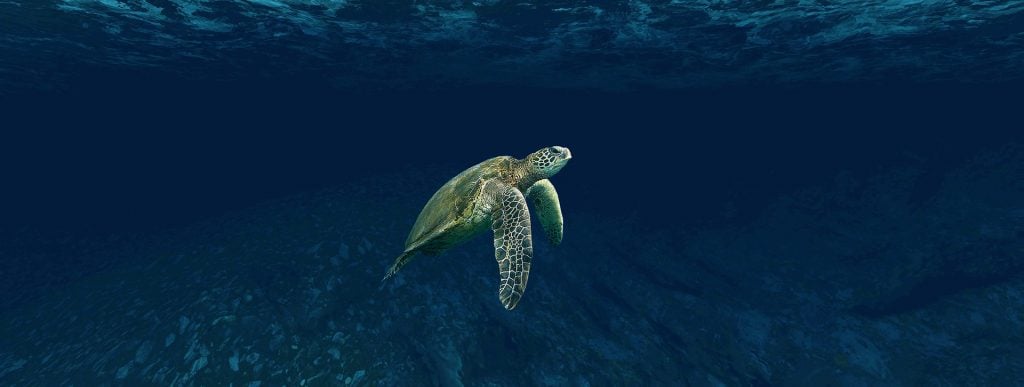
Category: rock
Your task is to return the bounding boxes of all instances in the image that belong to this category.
[307,242,322,255]
[191,356,208,375]
[339,241,350,259]
[352,370,366,384]
[135,340,153,363]
[213,315,237,325]
[115,362,132,380]
[178,316,190,335]
[164,333,175,347]
[229,351,240,372]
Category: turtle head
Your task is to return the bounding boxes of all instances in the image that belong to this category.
[526,146,572,178]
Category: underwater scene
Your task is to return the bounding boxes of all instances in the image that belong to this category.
[2,0,1024,386]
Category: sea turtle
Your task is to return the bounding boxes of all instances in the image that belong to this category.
[382,146,573,310]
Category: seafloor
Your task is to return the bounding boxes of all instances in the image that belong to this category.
[0,146,1021,385]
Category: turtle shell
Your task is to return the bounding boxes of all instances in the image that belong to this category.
[404,156,511,251]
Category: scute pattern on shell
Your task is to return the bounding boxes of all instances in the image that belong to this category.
[403,157,510,250]
[492,186,533,310]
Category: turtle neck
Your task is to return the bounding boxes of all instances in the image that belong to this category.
[507,157,542,192]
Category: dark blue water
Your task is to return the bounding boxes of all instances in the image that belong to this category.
[2,0,1023,385]
[3,0,1024,92]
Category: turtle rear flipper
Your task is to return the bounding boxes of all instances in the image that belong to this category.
[382,250,417,282]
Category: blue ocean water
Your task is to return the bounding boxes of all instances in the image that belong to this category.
[1,0,1023,386]
[2,0,1024,91]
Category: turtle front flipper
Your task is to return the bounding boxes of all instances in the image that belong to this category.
[526,179,563,246]
[492,185,534,310]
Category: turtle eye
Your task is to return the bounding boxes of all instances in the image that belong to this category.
[547,146,561,154]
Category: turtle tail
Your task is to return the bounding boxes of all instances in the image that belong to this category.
[382,250,417,282]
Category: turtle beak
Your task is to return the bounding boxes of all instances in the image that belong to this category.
[554,146,571,160]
